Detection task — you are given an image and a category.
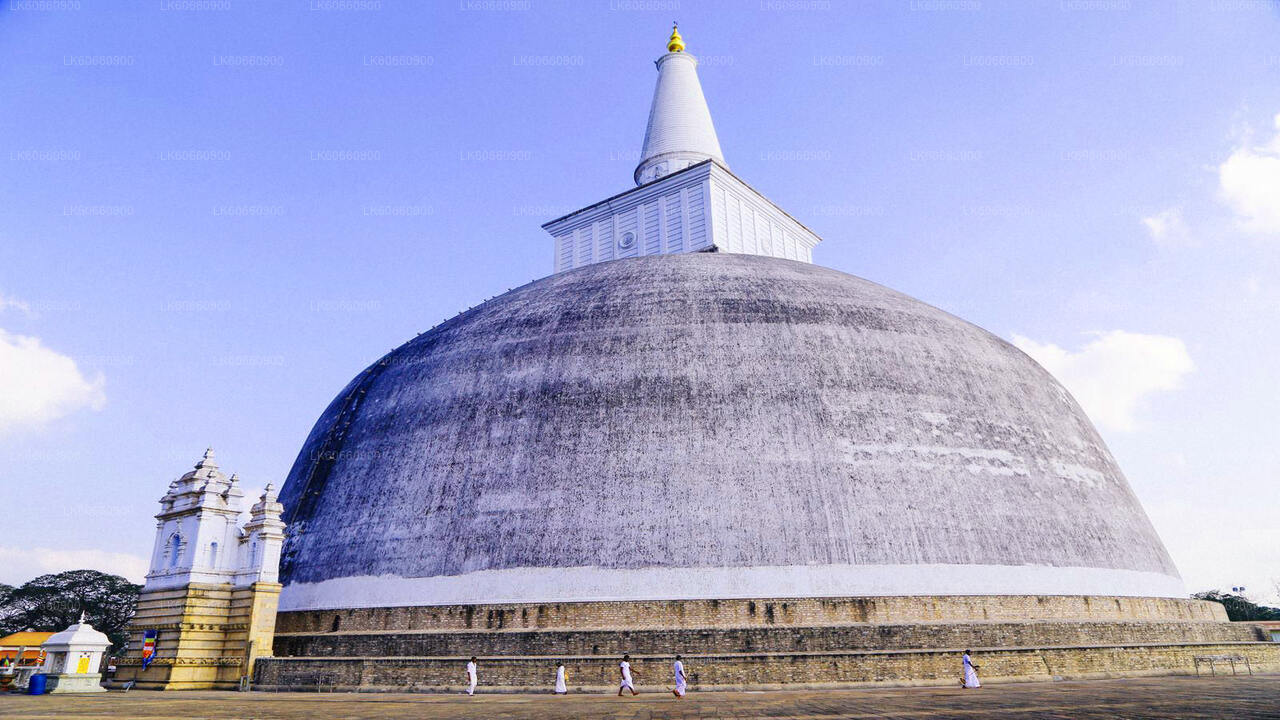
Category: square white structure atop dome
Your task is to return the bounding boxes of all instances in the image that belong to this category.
[542,159,823,274]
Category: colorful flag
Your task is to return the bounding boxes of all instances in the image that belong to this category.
[141,630,157,669]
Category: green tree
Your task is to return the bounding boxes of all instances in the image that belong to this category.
[0,570,141,652]
[1192,590,1280,622]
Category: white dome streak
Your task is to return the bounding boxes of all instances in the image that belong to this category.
[280,564,1187,612]
[634,52,726,185]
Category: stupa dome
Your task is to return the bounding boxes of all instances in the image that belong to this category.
[275,253,1181,611]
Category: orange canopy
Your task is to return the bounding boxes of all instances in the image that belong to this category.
[0,631,55,647]
[0,632,55,665]
[0,648,43,663]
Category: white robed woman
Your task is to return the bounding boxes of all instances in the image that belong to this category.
[617,653,638,696]
[961,650,981,689]
[672,654,688,698]
[555,661,567,694]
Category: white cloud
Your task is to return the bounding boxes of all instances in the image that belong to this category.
[1244,275,1262,297]
[0,546,147,585]
[1012,330,1193,432]
[1141,206,1191,245]
[0,293,32,317]
[0,328,106,434]
[1218,112,1280,236]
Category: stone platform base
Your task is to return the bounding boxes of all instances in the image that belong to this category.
[110,581,281,691]
[257,595,1280,691]
[254,642,1280,692]
[274,595,1228,633]
[44,672,107,693]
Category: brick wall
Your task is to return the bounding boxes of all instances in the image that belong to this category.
[273,620,1264,658]
[256,595,1271,691]
[254,641,1280,692]
[275,595,1226,634]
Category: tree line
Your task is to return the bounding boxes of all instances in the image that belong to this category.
[0,570,141,652]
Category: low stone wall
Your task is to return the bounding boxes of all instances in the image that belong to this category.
[275,595,1226,634]
[259,596,1258,691]
[254,642,1280,692]
[272,620,1265,658]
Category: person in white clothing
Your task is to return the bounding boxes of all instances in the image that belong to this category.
[466,656,478,695]
[554,661,567,694]
[672,654,687,698]
[961,650,981,689]
[617,653,638,696]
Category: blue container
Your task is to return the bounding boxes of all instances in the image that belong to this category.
[27,673,47,695]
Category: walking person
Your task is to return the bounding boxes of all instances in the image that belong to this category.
[672,654,687,698]
[961,649,981,689]
[617,653,639,696]
[554,661,567,695]
[466,656,478,696]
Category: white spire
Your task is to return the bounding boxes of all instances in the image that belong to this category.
[543,26,822,274]
[633,24,726,186]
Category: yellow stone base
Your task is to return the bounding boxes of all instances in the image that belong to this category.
[111,581,280,691]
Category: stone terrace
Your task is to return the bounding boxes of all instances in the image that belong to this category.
[259,596,1280,691]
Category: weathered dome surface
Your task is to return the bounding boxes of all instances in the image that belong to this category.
[277,253,1181,611]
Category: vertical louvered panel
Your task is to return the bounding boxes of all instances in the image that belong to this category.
[737,193,747,252]
[665,193,683,252]
[597,219,614,262]
[744,205,758,255]
[644,201,660,255]
[687,182,707,249]
[556,235,574,272]
[576,226,592,267]
[712,183,727,251]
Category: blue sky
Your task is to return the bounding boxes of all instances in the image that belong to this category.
[1,0,1278,601]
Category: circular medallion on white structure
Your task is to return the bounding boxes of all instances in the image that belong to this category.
[619,232,636,250]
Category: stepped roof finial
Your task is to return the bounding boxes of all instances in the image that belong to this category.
[195,447,217,469]
[667,22,684,53]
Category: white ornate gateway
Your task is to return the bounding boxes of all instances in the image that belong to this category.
[543,25,822,273]
[144,448,284,590]
[113,450,286,690]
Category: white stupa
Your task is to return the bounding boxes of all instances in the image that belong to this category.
[39,613,111,693]
[251,24,1279,693]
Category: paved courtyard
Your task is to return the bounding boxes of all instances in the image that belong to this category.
[1,675,1277,719]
